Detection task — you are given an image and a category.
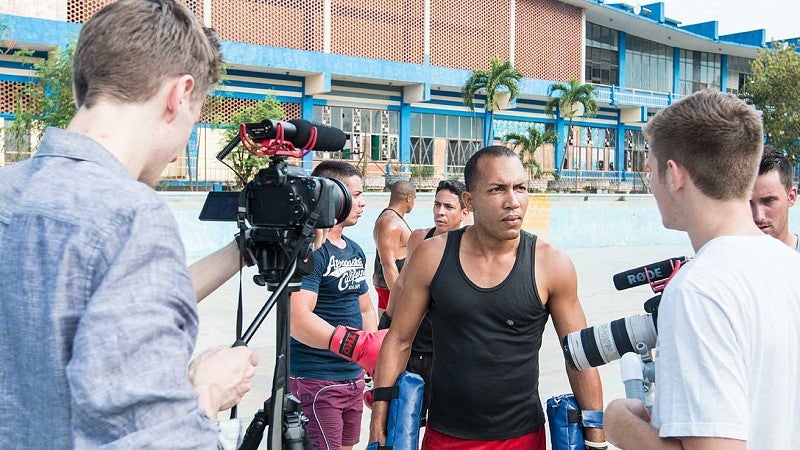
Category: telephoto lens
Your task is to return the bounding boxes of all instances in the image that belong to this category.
[561,313,657,371]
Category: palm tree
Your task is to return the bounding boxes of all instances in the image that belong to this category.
[502,126,557,180]
[461,58,523,147]
[545,78,598,173]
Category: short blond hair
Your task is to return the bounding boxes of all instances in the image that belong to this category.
[73,0,222,108]
[644,89,763,200]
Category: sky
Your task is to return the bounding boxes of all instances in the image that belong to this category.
[659,0,798,40]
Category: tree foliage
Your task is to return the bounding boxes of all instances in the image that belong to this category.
[545,78,598,172]
[741,43,800,164]
[502,126,557,180]
[545,78,598,120]
[219,97,284,188]
[461,58,523,146]
[8,43,77,160]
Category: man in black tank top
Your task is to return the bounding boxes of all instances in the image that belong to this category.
[369,147,606,449]
[378,179,469,426]
[372,180,415,317]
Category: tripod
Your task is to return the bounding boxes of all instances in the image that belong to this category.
[235,228,314,450]
[620,344,656,411]
[620,294,662,413]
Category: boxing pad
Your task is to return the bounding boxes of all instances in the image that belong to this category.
[328,326,387,375]
[547,393,605,450]
[365,371,424,450]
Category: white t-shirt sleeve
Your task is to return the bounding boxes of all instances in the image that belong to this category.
[651,284,749,440]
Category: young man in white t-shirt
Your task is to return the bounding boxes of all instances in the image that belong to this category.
[604,89,800,449]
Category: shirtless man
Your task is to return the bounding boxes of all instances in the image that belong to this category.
[372,180,416,317]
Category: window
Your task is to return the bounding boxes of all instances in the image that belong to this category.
[410,113,483,172]
[567,126,616,171]
[585,22,619,86]
[312,106,398,161]
[726,56,753,95]
[679,50,721,95]
[411,137,434,166]
[447,140,481,175]
[624,129,648,172]
[626,35,673,93]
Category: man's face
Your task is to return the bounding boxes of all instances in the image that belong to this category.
[464,156,528,241]
[341,175,365,227]
[433,189,467,234]
[750,170,796,240]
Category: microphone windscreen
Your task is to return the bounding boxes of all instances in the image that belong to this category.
[289,119,347,151]
[612,257,686,291]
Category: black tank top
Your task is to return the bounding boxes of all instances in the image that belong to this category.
[428,227,548,440]
[372,208,409,289]
[410,228,437,354]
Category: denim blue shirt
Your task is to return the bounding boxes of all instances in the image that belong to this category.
[0,127,219,448]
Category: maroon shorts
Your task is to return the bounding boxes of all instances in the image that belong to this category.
[289,376,364,449]
[421,426,546,450]
[376,287,390,310]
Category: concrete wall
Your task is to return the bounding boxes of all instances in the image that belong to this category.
[165,192,800,263]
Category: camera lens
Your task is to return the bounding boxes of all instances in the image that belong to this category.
[323,178,352,225]
[562,313,657,371]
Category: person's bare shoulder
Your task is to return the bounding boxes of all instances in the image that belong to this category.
[406,232,447,276]
[533,236,577,301]
[534,236,572,267]
[409,228,428,241]
[374,209,403,234]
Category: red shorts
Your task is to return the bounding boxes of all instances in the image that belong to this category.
[421,426,546,450]
[376,287,390,310]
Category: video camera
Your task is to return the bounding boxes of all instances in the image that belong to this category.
[202,118,352,279]
[201,118,352,450]
[561,257,686,371]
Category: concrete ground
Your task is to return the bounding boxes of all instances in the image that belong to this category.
[193,242,693,449]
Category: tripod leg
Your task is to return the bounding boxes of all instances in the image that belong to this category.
[239,400,270,450]
[282,393,311,450]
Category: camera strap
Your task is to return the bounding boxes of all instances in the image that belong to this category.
[235,191,250,342]
[301,203,324,239]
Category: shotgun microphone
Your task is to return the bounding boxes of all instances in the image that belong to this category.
[612,256,687,291]
[217,119,347,160]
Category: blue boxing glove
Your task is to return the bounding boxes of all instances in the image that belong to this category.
[365,372,424,450]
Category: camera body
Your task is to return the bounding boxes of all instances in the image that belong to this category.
[244,159,351,231]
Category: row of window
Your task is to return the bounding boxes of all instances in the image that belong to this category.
[586,22,752,95]
[306,107,649,172]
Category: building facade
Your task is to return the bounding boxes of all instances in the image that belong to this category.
[0,0,783,191]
